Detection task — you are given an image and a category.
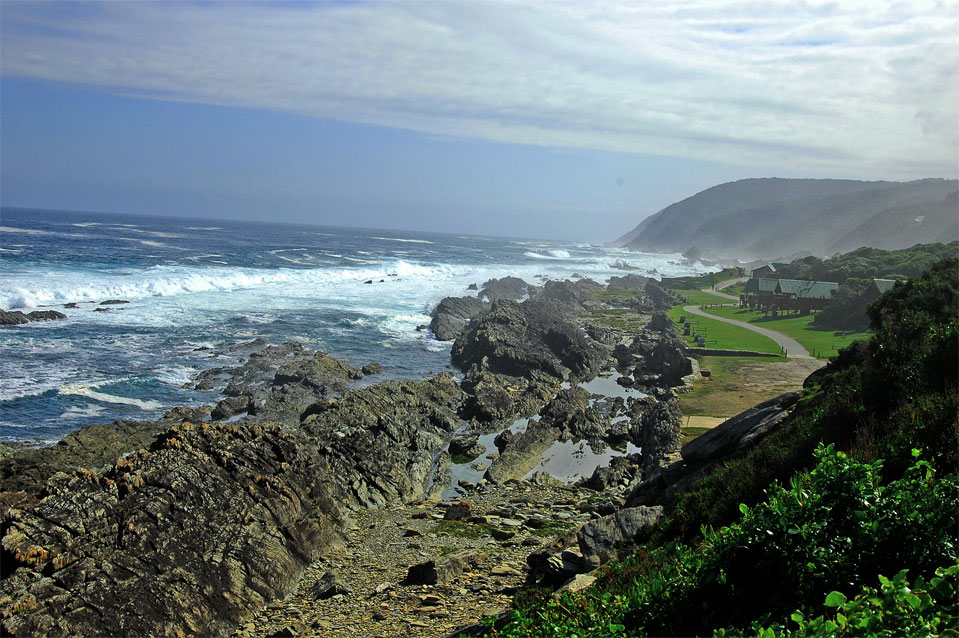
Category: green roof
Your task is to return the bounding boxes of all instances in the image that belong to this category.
[776,279,839,299]
[745,278,780,293]
[873,279,898,294]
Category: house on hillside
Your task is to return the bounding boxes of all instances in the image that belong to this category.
[742,278,780,310]
[863,278,899,301]
[750,262,790,278]
[775,279,839,313]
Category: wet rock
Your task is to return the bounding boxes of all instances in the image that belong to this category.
[493,429,514,452]
[0,309,30,325]
[63,302,79,309]
[477,277,530,302]
[0,309,67,325]
[361,362,383,376]
[448,435,486,461]
[211,395,251,421]
[484,420,562,485]
[99,299,129,305]
[429,296,488,341]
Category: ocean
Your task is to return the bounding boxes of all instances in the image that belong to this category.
[0,207,706,445]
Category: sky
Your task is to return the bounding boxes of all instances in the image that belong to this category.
[1,1,957,242]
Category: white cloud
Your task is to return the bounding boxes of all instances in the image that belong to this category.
[2,1,956,178]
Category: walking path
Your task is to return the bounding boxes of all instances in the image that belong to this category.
[686,277,814,359]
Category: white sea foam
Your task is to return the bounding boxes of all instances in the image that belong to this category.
[372,237,434,244]
[523,249,572,260]
[186,226,223,231]
[60,404,107,419]
[59,385,163,410]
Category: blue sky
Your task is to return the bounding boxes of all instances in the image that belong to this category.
[2,1,957,241]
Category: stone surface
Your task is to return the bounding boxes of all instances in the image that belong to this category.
[429,296,488,341]
[681,392,799,462]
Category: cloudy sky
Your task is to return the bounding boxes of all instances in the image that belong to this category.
[2,1,956,241]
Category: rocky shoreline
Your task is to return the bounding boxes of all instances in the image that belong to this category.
[0,274,800,637]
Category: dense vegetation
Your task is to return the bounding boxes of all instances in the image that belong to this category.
[775,241,957,285]
[487,257,959,637]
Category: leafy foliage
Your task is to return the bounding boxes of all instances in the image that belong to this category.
[719,565,959,637]
[776,242,958,284]
[491,447,958,637]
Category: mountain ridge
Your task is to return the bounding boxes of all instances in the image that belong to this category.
[615,177,958,260]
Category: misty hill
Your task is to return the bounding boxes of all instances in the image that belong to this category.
[616,178,958,260]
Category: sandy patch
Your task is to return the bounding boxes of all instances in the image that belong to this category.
[683,415,728,429]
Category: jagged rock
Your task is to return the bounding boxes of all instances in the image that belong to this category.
[0,309,30,325]
[0,309,67,325]
[301,376,465,509]
[644,281,673,311]
[404,550,484,585]
[429,296,487,341]
[361,362,383,376]
[273,353,363,392]
[542,279,603,308]
[577,506,664,564]
[478,277,530,302]
[681,392,799,462]
[581,454,641,492]
[211,395,250,421]
[310,572,352,599]
[99,299,129,305]
[27,310,68,321]
[452,298,608,420]
[646,311,673,332]
[0,406,211,498]
[0,420,344,638]
[493,429,514,452]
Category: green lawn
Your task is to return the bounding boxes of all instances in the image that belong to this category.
[699,305,871,359]
[666,292,783,355]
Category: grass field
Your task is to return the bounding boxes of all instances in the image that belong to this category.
[677,356,819,417]
[698,305,871,359]
[665,291,783,355]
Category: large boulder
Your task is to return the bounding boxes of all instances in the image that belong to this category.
[681,392,799,463]
[452,299,608,381]
[429,296,487,341]
[478,277,532,302]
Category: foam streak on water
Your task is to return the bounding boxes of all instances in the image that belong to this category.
[0,207,708,443]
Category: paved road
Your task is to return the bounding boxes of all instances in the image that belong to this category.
[684,280,814,359]
[708,277,747,301]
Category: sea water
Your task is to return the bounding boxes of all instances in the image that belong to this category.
[0,207,706,444]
